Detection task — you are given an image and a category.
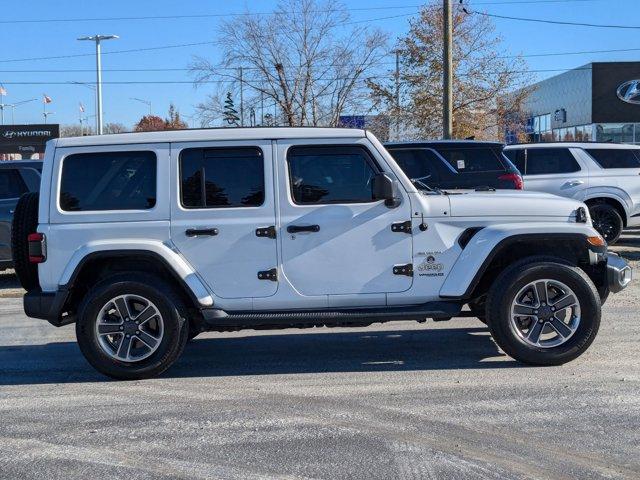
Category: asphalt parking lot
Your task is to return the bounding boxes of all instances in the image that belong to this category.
[0,235,639,479]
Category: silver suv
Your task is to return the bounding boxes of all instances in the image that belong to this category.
[504,142,640,244]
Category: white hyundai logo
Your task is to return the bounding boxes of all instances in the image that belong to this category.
[617,80,640,105]
[2,131,16,139]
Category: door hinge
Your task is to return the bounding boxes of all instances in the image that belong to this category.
[257,268,278,281]
[256,226,277,239]
[391,220,412,234]
[393,263,413,277]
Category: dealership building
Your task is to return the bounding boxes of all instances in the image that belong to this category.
[505,61,640,144]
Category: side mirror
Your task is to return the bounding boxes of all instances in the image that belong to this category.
[373,173,401,208]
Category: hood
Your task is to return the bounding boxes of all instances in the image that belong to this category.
[447,190,585,219]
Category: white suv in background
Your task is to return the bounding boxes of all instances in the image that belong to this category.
[504,143,640,244]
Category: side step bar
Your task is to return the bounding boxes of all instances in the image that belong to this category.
[200,301,463,330]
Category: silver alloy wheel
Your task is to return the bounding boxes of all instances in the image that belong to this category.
[95,294,164,362]
[509,279,581,348]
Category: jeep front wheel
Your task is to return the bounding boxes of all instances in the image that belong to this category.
[76,273,189,380]
[486,259,601,366]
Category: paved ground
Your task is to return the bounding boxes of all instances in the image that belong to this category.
[0,236,639,479]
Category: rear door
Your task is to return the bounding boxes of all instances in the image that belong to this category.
[582,148,640,213]
[170,141,278,299]
[0,168,29,263]
[521,147,586,199]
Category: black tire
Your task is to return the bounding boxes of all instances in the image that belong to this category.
[589,203,623,245]
[76,273,189,380]
[486,257,601,366]
[11,192,40,291]
[468,297,487,325]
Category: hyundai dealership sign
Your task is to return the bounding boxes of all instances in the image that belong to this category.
[0,124,59,154]
[617,80,640,105]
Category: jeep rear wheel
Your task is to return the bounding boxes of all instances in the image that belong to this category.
[486,259,601,366]
[76,273,189,380]
[589,203,623,245]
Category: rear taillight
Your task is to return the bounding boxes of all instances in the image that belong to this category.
[28,233,46,263]
[499,173,524,190]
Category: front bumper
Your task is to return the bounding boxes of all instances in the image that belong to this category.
[607,253,632,293]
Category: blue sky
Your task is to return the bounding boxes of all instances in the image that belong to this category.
[1,0,638,128]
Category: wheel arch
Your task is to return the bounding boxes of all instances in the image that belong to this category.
[583,195,628,226]
[440,228,604,302]
[61,248,213,317]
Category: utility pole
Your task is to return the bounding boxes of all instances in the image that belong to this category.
[78,34,119,135]
[394,50,401,141]
[239,67,245,127]
[260,91,264,125]
[443,0,453,139]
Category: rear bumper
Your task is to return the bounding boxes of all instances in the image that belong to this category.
[23,289,73,327]
[607,253,632,293]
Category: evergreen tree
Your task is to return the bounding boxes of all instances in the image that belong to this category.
[223,92,240,126]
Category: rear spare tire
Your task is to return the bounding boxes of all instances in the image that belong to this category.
[11,192,40,291]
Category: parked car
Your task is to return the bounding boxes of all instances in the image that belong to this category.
[0,161,41,270]
[385,140,523,191]
[14,128,630,379]
[504,142,640,244]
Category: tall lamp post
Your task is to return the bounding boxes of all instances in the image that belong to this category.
[77,34,119,135]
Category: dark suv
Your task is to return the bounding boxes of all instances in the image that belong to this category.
[385,141,523,191]
[0,161,41,270]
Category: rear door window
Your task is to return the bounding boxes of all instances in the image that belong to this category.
[0,169,28,200]
[180,147,265,208]
[525,148,580,175]
[60,151,157,211]
[586,149,640,169]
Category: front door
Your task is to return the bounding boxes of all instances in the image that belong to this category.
[277,140,414,297]
[170,141,278,299]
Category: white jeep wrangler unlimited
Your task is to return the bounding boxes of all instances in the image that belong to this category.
[13,128,631,379]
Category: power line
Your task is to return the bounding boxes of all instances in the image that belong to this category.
[1,45,639,74]
[0,0,607,24]
[464,8,640,29]
[0,67,598,87]
[0,5,424,25]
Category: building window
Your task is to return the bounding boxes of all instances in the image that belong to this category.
[526,113,552,142]
[595,124,635,144]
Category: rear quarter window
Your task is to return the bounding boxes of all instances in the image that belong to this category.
[586,149,640,169]
[59,151,157,211]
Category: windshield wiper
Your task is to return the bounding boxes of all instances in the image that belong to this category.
[410,176,444,194]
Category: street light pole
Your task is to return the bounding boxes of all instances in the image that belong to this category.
[78,34,119,135]
[443,0,453,139]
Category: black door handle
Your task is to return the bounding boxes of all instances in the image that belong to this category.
[186,228,219,237]
[287,224,320,234]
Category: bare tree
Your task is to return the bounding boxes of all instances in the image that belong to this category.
[61,124,94,137]
[368,3,531,141]
[104,122,128,134]
[191,0,388,127]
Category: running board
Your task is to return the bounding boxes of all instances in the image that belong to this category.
[200,301,462,330]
